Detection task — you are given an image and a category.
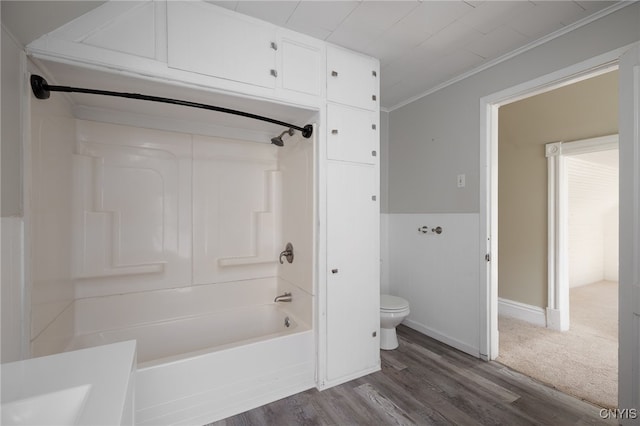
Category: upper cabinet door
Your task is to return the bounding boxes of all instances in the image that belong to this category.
[327,104,378,164]
[327,45,379,111]
[167,2,277,89]
[279,35,323,97]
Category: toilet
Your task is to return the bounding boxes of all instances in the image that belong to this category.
[380,294,410,350]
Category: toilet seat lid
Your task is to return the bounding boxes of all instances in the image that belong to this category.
[381,295,409,311]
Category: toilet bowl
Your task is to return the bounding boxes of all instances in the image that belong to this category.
[380,294,410,350]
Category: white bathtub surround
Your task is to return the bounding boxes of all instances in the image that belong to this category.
[72,120,192,298]
[276,277,313,328]
[278,132,314,297]
[46,278,314,424]
[70,300,307,366]
[1,217,26,362]
[28,108,317,424]
[31,303,75,358]
[387,213,481,356]
[72,279,278,336]
[1,340,136,426]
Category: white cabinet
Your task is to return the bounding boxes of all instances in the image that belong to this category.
[327,104,379,164]
[323,46,380,387]
[327,45,379,111]
[167,2,277,89]
[326,162,380,381]
[278,33,323,97]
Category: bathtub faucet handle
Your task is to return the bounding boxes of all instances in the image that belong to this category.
[279,242,294,264]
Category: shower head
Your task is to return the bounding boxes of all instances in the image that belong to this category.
[271,128,295,147]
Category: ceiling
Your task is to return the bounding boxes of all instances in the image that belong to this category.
[1,1,622,110]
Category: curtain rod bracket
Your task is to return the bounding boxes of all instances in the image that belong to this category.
[29,74,313,140]
[31,75,51,100]
[301,124,313,139]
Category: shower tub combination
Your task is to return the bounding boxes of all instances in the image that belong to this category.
[63,279,314,425]
[28,42,317,424]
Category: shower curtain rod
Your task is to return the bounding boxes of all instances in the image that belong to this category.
[30,75,313,139]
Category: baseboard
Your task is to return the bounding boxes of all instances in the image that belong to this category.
[498,298,546,327]
[403,319,480,358]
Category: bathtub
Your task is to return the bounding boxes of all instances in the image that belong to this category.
[62,282,315,426]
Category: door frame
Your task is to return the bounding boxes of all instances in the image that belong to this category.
[479,46,628,360]
[545,134,619,332]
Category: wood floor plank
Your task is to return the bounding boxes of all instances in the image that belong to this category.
[353,383,415,425]
[211,325,616,426]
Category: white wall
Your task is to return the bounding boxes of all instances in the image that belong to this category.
[567,155,618,286]
[387,3,639,356]
[388,213,480,354]
[1,27,26,362]
[30,113,315,355]
[277,131,314,326]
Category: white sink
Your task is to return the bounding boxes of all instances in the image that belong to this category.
[2,384,92,426]
[1,341,136,426]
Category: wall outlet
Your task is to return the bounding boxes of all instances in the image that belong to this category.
[457,174,466,188]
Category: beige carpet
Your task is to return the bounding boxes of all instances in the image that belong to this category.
[497,280,618,409]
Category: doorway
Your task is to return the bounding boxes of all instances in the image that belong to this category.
[497,124,618,409]
[480,42,640,415]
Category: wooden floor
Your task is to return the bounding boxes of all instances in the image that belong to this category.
[211,325,615,426]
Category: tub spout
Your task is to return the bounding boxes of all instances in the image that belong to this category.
[274,292,292,302]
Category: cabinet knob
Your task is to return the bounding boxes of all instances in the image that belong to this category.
[331,129,339,135]
[372,124,377,130]
[372,70,377,77]
[270,69,278,77]
[372,95,377,101]
[371,195,377,201]
[331,268,339,274]
[331,70,338,77]
[270,42,278,51]
[372,150,377,157]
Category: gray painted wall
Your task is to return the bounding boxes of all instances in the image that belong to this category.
[388,3,639,215]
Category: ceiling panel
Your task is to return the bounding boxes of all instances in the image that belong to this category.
[234,1,299,27]
[466,26,530,60]
[416,20,485,57]
[458,1,533,34]
[286,1,359,36]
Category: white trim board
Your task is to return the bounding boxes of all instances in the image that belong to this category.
[498,298,546,327]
